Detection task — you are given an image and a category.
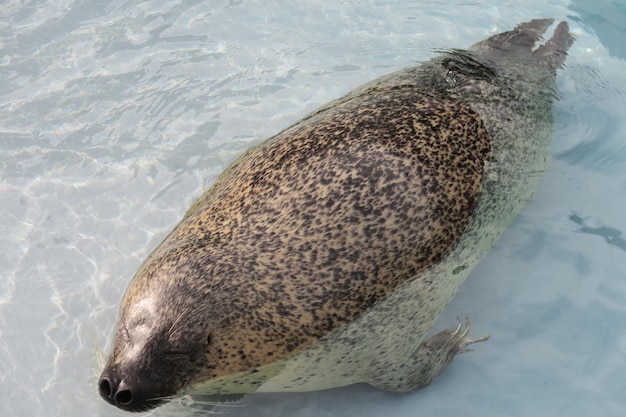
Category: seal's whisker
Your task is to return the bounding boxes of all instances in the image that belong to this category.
[186,399,246,408]
[92,343,106,378]
[148,394,246,415]
[167,305,195,339]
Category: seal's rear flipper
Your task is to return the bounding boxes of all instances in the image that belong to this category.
[472,19,553,55]
[471,19,574,71]
[506,18,555,49]
[532,21,575,70]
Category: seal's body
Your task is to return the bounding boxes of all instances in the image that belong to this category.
[99,20,573,412]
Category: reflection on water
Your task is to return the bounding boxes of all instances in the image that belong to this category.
[570,213,626,252]
[570,0,626,59]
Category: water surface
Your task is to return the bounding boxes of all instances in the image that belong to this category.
[1,1,625,416]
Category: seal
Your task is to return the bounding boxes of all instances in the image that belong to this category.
[98,19,574,412]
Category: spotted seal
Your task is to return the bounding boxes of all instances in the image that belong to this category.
[98,19,573,412]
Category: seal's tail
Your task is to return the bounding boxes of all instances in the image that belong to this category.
[474,19,575,71]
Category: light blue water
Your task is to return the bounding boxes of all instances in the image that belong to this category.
[1,1,625,416]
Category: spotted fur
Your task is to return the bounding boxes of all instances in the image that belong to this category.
[99,19,574,411]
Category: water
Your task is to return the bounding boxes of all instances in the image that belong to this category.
[1,0,625,416]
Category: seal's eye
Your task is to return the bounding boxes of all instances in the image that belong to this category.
[206,333,213,346]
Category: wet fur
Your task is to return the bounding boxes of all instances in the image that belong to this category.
[100,19,574,409]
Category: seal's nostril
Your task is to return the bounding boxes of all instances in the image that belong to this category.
[98,378,112,398]
[98,369,164,411]
[115,389,133,405]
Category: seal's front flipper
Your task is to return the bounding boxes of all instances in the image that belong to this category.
[369,318,490,392]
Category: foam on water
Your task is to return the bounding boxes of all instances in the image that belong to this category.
[0,0,625,416]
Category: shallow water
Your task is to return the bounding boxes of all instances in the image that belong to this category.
[1,0,625,416]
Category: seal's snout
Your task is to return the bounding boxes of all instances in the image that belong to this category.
[98,372,163,412]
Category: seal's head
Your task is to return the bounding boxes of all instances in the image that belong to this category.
[97,253,235,412]
[97,307,205,412]
[98,243,291,412]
